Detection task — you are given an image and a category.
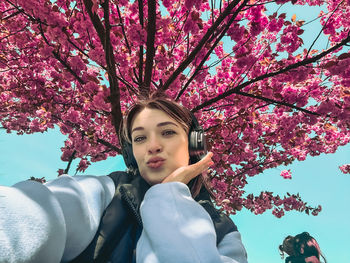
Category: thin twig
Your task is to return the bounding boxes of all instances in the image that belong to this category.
[235,90,318,115]
[175,0,248,100]
[160,0,243,92]
[116,5,132,53]
[97,138,121,154]
[306,1,342,58]
[64,150,77,174]
[2,9,24,20]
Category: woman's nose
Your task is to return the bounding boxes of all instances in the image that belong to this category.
[147,136,162,154]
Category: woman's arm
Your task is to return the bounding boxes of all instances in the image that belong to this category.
[0,175,114,263]
[136,182,248,263]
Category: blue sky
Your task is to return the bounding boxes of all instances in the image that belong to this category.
[1,125,349,262]
[1,2,349,262]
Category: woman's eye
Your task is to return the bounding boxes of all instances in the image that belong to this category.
[162,130,176,136]
[133,136,146,142]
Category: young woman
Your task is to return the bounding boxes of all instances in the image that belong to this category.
[279,232,326,263]
[0,98,248,263]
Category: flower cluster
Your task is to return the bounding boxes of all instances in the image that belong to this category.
[281,170,292,179]
[339,164,350,174]
[1,0,350,217]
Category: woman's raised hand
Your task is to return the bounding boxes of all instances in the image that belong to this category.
[161,152,214,185]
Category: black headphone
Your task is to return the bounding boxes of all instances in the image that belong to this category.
[120,112,207,172]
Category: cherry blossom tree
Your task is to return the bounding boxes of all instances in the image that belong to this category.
[1,0,349,217]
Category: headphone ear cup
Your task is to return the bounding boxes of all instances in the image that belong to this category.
[188,112,207,163]
[121,140,138,171]
[189,129,207,159]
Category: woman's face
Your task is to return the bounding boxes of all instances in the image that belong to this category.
[131,108,189,185]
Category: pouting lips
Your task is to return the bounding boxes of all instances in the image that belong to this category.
[147,160,165,169]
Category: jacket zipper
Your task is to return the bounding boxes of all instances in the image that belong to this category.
[120,187,143,226]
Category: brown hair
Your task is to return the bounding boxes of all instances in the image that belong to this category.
[119,97,211,198]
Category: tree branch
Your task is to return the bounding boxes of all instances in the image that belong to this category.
[5,0,38,22]
[0,26,27,42]
[97,138,121,154]
[79,0,94,48]
[142,0,157,96]
[235,90,319,115]
[83,0,106,46]
[38,22,86,85]
[169,11,189,54]
[6,0,86,86]
[159,0,243,92]
[115,5,140,86]
[306,1,341,58]
[103,0,123,134]
[52,51,86,85]
[51,114,122,154]
[138,0,144,86]
[116,5,132,53]
[116,65,138,93]
[65,33,91,59]
[193,32,350,112]
[64,150,77,174]
[3,9,24,20]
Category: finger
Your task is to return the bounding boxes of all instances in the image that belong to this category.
[191,152,213,173]
[200,152,214,167]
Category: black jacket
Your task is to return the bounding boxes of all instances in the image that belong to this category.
[71,171,237,263]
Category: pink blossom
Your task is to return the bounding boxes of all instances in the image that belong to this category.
[162,0,174,8]
[65,108,80,123]
[212,178,228,192]
[1,0,349,218]
[184,0,201,10]
[280,169,292,179]
[40,46,54,57]
[92,92,110,111]
[339,164,350,174]
[75,141,89,155]
[61,149,75,162]
[268,17,284,32]
[227,24,245,42]
[272,208,285,218]
[57,169,65,176]
[77,159,91,172]
[183,18,199,35]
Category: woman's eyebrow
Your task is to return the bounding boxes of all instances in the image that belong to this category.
[157,121,179,128]
[131,121,179,134]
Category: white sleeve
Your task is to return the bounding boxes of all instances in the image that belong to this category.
[218,232,248,263]
[0,174,115,263]
[136,182,247,263]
